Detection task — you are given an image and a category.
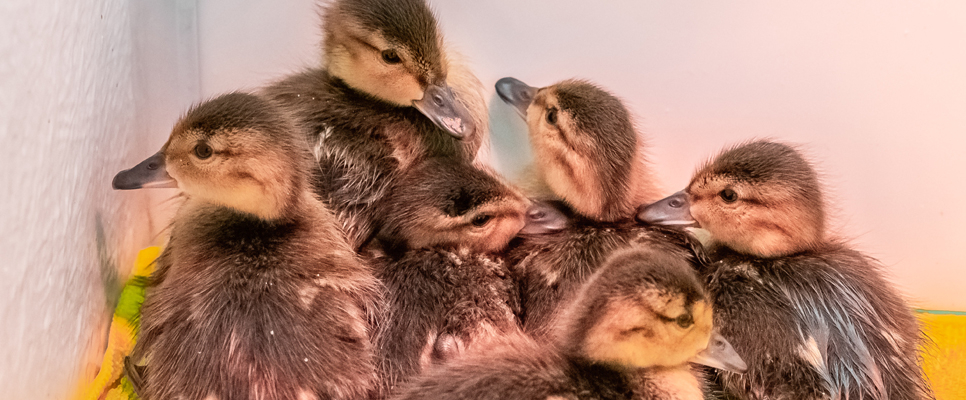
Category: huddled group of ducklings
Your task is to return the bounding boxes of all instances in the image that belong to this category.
[110,0,932,399]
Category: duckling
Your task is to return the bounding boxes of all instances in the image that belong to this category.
[506,200,703,338]
[364,158,529,398]
[263,0,487,248]
[495,77,659,221]
[640,140,931,400]
[391,246,747,400]
[113,92,381,400]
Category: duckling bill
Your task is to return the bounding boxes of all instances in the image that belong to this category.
[114,92,381,400]
[112,151,175,189]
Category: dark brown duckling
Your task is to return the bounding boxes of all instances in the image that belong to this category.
[391,246,747,400]
[640,140,931,400]
[496,77,659,222]
[263,0,487,249]
[364,159,529,399]
[113,92,381,400]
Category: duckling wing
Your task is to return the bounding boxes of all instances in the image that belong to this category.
[707,246,930,400]
[774,247,930,400]
[705,254,832,399]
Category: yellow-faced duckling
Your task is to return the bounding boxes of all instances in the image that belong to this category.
[263,0,486,249]
[391,246,747,400]
[496,77,659,222]
[365,158,528,399]
[113,92,381,400]
[640,140,930,400]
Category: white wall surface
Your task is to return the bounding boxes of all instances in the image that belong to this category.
[198,1,966,311]
[0,0,198,397]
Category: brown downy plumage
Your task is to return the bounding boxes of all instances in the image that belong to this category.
[365,158,529,399]
[113,92,381,400]
[506,200,705,338]
[263,0,487,249]
[391,246,746,400]
[640,140,932,400]
[496,77,659,222]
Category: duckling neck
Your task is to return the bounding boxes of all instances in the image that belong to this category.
[186,179,312,225]
[568,357,636,398]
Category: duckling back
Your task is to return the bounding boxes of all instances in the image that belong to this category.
[265,70,469,248]
[706,244,928,400]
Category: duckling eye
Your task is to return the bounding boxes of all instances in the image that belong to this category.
[471,214,493,227]
[381,49,402,64]
[546,108,558,125]
[194,142,213,160]
[675,314,694,329]
[719,188,738,203]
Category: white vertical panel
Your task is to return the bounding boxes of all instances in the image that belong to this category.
[0,0,201,397]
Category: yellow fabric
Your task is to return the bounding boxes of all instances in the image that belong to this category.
[77,246,160,400]
[919,312,966,400]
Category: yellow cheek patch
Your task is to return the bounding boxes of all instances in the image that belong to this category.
[582,295,662,369]
[325,30,425,106]
[582,293,715,370]
[528,118,603,219]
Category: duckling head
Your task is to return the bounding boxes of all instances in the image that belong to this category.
[561,247,746,373]
[113,92,311,221]
[496,77,656,221]
[322,0,473,138]
[640,140,825,258]
[375,158,529,254]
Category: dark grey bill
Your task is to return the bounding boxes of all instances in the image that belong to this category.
[636,190,695,226]
[413,84,472,139]
[690,332,748,373]
[495,77,537,118]
[519,201,568,235]
[112,151,177,190]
